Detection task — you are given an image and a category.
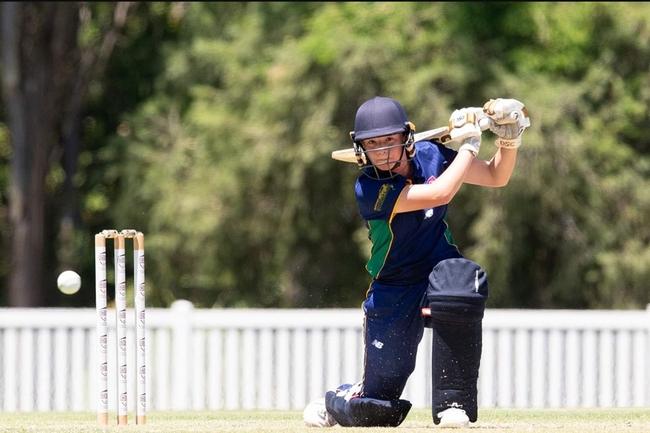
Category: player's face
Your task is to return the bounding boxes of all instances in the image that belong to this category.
[361,133,407,171]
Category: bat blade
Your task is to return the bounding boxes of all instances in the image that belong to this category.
[331,126,451,164]
[331,108,494,164]
[331,148,359,164]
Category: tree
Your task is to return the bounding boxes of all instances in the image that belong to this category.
[1,2,130,306]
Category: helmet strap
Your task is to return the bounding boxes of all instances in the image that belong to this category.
[404,122,416,159]
[352,141,368,167]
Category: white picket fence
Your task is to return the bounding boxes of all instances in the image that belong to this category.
[0,301,648,413]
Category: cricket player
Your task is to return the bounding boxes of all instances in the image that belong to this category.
[304,96,529,427]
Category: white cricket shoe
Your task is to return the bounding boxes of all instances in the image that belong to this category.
[303,397,338,427]
[436,407,469,428]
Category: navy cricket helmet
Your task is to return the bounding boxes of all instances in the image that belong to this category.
[349,96,416,178]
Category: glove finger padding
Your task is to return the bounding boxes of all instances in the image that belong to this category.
[490,123,523,149]
[448,108,482,155]
[482,98,528,125]
[449,108,479,129]
[483,98,531,149]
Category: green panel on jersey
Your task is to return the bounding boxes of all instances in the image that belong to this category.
[443,218,458,248]
[366,219,394,278]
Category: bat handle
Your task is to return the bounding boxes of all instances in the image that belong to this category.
[478,116,492,131]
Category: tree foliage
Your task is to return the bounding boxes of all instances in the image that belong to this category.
[1,2,649,309]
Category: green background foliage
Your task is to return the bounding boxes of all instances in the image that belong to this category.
[1,2,649,308]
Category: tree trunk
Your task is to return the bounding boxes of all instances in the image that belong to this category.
[2,2,131,305]
[57,2,132,270]
[1,3,79,306]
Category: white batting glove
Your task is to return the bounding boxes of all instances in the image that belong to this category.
[483,98,529,125]
[448,108,482,156]
[490,122,524,149]
[483,98,531,149]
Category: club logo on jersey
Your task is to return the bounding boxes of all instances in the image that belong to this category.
[424,176,437,218]
[373,184,394,212]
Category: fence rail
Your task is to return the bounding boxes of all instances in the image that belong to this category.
[0,302,648,412]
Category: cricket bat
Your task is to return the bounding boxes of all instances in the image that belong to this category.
[332,126,451,164]
[331,109,492,164]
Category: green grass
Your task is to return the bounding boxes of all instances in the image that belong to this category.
[1,408,650,433]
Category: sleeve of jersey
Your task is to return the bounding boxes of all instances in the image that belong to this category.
[436,143,458,166]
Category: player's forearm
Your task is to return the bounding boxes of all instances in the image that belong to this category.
[463,146,518,187]
[488,147,517,186]
[394,150,474,213]
[437,149,476,201]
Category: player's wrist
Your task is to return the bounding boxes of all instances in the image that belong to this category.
[494,136,522,149]
[459,137,480,156]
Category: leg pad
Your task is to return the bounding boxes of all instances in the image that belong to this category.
[325,384,412,427]
[421,258,488,424]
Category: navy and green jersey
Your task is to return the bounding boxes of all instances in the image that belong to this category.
[354,141,462,284]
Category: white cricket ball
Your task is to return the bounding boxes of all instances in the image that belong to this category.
[57,270,81,295]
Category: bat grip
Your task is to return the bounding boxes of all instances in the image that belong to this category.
[478,116,492,131]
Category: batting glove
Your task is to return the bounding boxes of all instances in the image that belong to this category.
[449,108,482,156]
[490,122,524,149]
[483,98,531,149]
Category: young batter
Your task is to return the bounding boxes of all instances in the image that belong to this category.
[304,96,527,428]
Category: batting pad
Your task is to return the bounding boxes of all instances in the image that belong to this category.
[421,258,489,423]
[325,385,412,427]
